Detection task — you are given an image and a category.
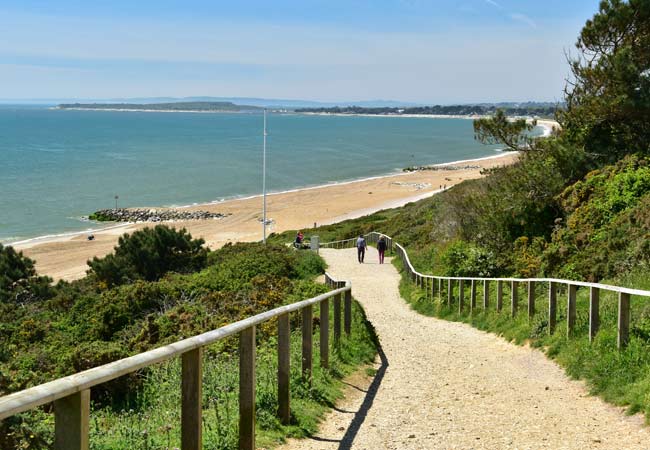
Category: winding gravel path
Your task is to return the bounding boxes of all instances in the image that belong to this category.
[277,247,650,450]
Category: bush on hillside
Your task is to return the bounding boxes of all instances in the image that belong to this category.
[87,225,208,287]
[440,241,498,277]
[0,244,52,304]
[540,155,650,280]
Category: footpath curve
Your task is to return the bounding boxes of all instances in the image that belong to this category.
[279,247,649,450]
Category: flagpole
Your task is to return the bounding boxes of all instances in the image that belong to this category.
[262,108,268,244]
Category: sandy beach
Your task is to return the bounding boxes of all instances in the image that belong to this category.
[15,152,520,281]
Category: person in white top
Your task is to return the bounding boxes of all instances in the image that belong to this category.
[356,234,367,263]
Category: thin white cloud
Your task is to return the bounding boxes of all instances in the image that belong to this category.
[510,13,537,29]
[484,0,503,9]
[483,0,537,29]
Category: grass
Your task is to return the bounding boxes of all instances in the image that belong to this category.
[84,298,377,449]
[394,256,650,421]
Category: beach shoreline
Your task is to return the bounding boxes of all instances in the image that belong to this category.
[8,150,516,248]
[16,151,521,281]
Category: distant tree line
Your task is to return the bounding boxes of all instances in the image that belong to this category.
[295,104,561,118]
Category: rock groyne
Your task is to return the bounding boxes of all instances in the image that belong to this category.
[88,208,230,223]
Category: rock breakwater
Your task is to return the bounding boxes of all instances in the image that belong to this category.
[403,164,480,172]
[88,208,230,223]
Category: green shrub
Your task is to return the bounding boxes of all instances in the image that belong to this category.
[87,225,208,287]
[440,241,498,277]
[0,244,52,303]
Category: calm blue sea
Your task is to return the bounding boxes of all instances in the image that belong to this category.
[0,105,521,243]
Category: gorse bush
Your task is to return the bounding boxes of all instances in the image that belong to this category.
[542,155,650,280]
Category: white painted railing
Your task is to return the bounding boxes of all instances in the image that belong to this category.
[0,274,354,450]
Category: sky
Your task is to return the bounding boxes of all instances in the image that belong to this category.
[0,0,600,104]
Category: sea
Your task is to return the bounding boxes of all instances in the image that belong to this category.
[0,105,538,244]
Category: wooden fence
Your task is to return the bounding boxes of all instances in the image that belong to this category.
[341,231,650,350]
[0,274,353,450]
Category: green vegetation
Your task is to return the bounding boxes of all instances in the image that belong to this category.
[0,225,377,449]
[87,226,208,286]
[86,302,376,450]
[296,102,559,118]
[88,210,114,221]
[57,101,262,112]
[272,0,650,422]
[0,245,52,304]
[560,0,650,162]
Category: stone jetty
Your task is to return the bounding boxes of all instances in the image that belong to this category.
[88,208,230,223]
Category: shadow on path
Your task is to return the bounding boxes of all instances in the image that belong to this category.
[337,344,389,450]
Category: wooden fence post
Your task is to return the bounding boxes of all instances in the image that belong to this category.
[511,281,518,317]
[567,284,577,337]
[344,288,352,335]
[302,306,313,381]
[431,277,436,298]
[277,314,290,424]
[618,292,630,349]
[458,279,465,313]
[589,287,600,343]
[447,278,453,307]
[548,281,557,335]
[470,280,477,312]
[333,293,341,348]
[54,390,90,450]
[483,280,489,309]
[182,348,203,450]
[527,281,535,319]
[496,280,503,312]
[439,278,443,300]
[239,326,256,450]
[320,299,329,369]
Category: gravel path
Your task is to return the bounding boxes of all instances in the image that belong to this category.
[277,247,650,450]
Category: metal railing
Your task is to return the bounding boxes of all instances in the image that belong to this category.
[354,231,650,349]
[0,274,354,450]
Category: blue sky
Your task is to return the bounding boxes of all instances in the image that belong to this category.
[0,0,600,103]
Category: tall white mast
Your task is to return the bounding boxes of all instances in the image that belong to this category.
[262,108,268,244]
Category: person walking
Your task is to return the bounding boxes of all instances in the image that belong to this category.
[377,236,387,264]
[356,234,367,263]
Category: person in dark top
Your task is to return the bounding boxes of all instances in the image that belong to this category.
[377,236,387,264]
[294,231,304,248]
[356,234,367,263]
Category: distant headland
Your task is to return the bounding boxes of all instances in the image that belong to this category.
[295,102,560,119]
[52,99,561,118]
[56,101,263,113]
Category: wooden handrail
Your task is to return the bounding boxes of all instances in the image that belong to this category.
[0,277,353,450]
[363,231,645,349]
[390,240,650,297]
